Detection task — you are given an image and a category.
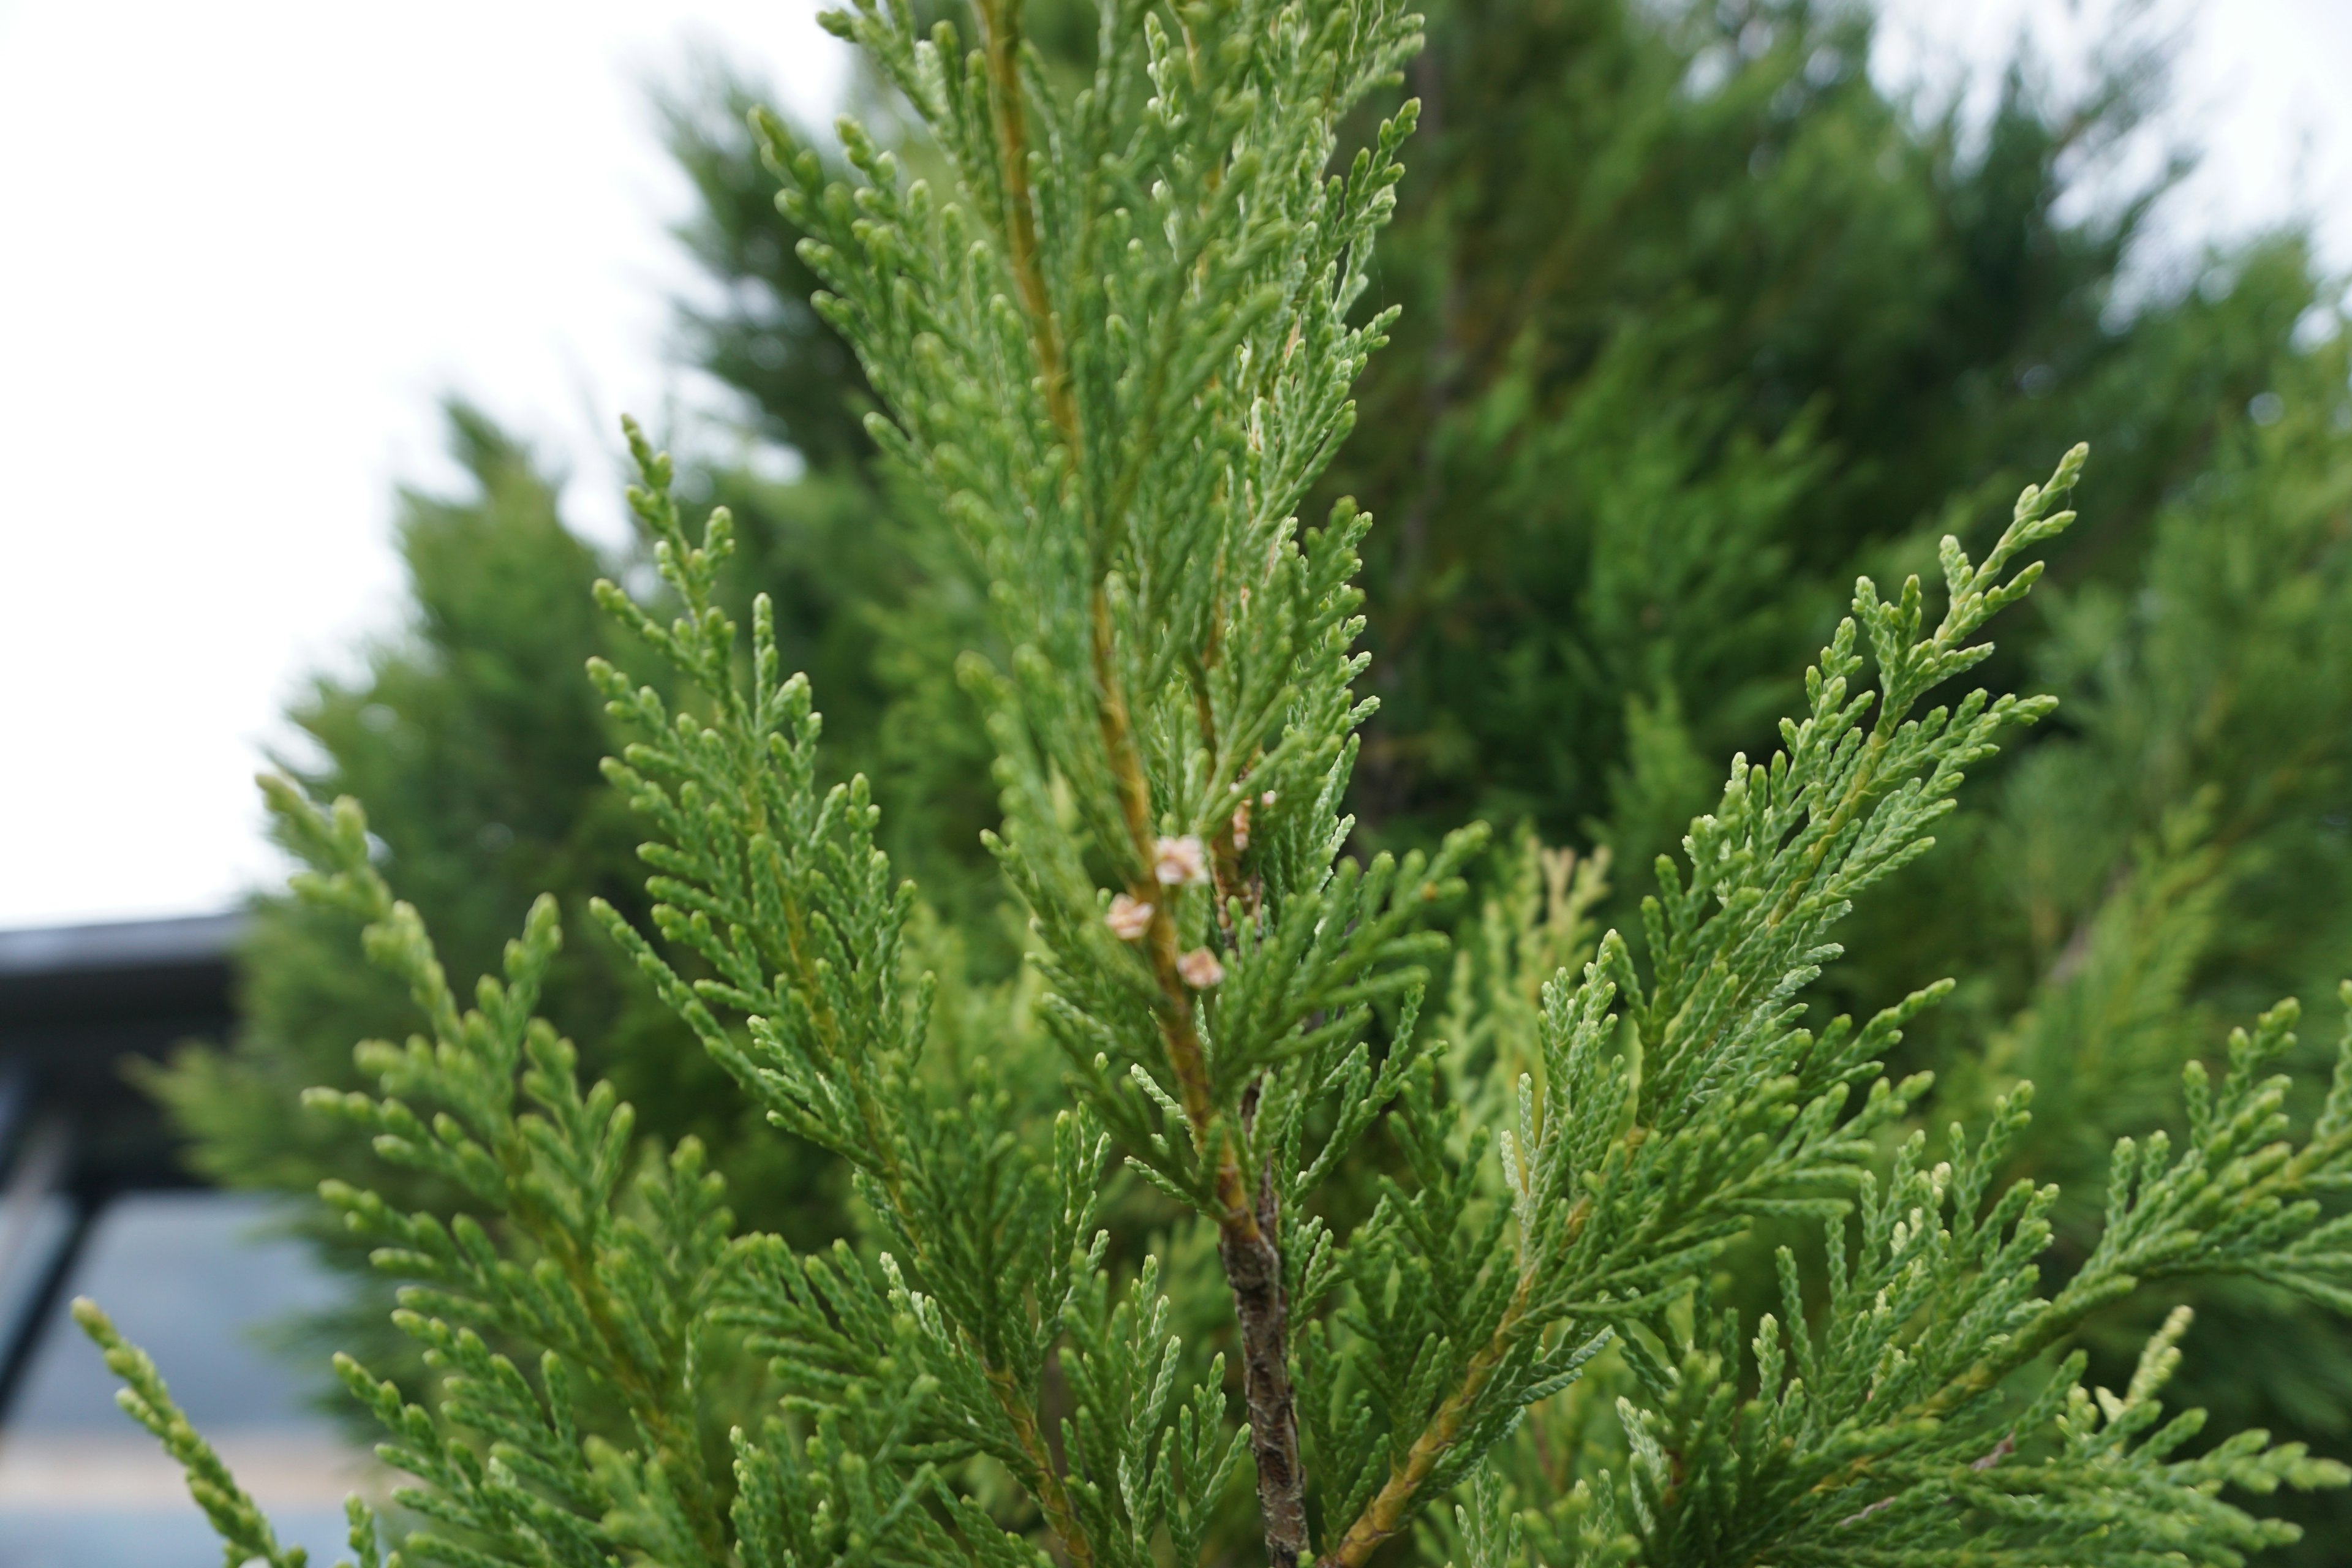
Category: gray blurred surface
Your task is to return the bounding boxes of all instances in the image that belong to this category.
[0,1196,69,1371]
[0,1191,369,1568]
[0,1508,359,1568]
[6,1190,342,1433]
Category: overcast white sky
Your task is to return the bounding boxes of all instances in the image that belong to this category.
[1,0,2348,930]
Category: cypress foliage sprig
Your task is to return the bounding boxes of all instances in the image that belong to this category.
[74,1298,387,1568]
[80,4,2352,1566]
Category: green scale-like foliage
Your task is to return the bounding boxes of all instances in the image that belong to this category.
[164,14,2352,1536]
[86,4,2352,1566]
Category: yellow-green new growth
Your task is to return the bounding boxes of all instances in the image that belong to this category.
[74,1298,388,1568]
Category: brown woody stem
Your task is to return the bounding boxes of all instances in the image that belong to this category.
[975,0,1079,460]
[1085,324,1313,1568]
[1226,1087,1311,1568]
[961,32,1101,1562]
[1121,679,1314,1567]
[989,1365,1097,1568]
[1315,1280,1531,1568]
[1316,1180,1619,1568]
[976,2,1308,1555]
[1102,560,1313,1568]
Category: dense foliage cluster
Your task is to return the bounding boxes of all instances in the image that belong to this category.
[116,0,2352,1564]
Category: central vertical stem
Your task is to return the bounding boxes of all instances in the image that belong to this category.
[975,0,1079,456]
[1224,1084,1310,1567]
[977,4,1310,1558]
[1095,539,1314,1568]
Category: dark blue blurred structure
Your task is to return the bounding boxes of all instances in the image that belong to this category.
[0,914,369,1568]
[0,913,241,1414]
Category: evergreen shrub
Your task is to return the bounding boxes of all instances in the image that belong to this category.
[90,2,2352,1565]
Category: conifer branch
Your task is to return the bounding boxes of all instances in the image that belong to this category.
[77,10,2352,1568]
[1317,453,2096,1561]
[76,1300,382,1568]
[591,428,1107,1568]
[1222,1097,1313,1568]
[1317,1272,1536,1568]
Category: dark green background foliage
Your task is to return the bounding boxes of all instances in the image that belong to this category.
[150,0,2352,1556]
